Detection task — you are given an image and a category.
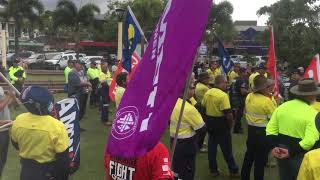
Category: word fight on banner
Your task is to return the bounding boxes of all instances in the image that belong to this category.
[107,0,212,158]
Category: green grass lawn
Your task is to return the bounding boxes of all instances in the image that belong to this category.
[1,93,279,180]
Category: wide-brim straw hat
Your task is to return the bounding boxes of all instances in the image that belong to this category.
[252,75,275,93]
[290,78,320,96]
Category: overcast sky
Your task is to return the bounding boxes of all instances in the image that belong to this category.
[42,0,279,26]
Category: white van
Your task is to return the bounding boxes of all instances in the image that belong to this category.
[44,53,86,70]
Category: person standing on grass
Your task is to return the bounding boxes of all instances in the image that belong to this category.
[11,86,70,180]
[266,78,320,180]
[105,142,173,180]
[99,61,112,125]
[0,88,15,177]
[170,84,206,180]
[115,72,128,109]
[206,59,222,86]
[68,60,92,121]
[249,64,267,90]
[9,59,26,93]
[202,75,239,178]
[231,67,249,134]
[241,75,277,180]
[87,60,100,107]
[64,60,73,92]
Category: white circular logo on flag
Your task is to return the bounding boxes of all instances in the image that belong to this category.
[111,106,139,140]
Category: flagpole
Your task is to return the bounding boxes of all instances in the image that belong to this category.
[170,52,198,165]
[0,72,21,96]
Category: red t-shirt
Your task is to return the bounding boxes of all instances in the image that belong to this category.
[104,143,173,180]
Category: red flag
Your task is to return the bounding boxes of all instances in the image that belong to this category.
[304,54,320,82]
[109,52,141,101]
[267,26,279,97]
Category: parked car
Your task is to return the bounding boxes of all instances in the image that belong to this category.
[44,53,86,70]
[0,51,34,67]
[255,56,268,65]
[26,54,46,69]
[230,55,243,62]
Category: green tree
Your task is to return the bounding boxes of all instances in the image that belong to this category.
[205,1,236,55]
[257,0,320,68]
[53,0,100,59]
[0,0,44,54]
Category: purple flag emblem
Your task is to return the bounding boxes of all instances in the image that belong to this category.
[107,0,212,158]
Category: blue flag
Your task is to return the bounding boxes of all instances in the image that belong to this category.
[217,38,233,74]
[122,9,142,72]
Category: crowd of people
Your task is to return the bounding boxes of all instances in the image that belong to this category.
[1,55,320,180]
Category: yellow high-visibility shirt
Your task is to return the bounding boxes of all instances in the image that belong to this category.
[64,66,72,83]
[87,67,100,80]
[8,66,26,84]
[206,67,222,84]
[245,93,276,127]
[195,82,209,103]
[297,149,320,180]
[266,100,319,151]
[99,70,112,85]
[202,88,231,117]
[115,86,126,108]
[249,72,268,89]
[311,101,320,112]
[11,113,69,163]
[228,71,239,84]
[170,98,205,139]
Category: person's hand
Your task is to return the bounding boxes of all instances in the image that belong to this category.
[272,147,289,159]
[0,120,12,126]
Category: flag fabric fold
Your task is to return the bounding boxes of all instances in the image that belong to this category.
[122,8,142,72]
[107,0,212,158]
[304,54,320,82]
[217,38,233,74]
[267,26,279,97]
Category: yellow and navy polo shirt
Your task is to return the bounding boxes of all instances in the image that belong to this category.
[170,98,205,139]
[206,67,222,84]
[228,70,239,84]
[195,82,209,103]
[245,93,277,127]
[11,113,69,163]
[202,88,231,117]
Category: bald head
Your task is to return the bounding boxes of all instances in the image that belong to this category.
[214,75,227,91]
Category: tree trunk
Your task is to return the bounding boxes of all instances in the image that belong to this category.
[75,26,80,60]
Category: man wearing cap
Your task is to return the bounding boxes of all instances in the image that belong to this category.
[228,62,240,84]
[288,69,303,100]
[87,60,100,107]
[11,86,70,180]
[99,61,112,125]
[266,79,320,180]
[170,84,206,180]
[297,114,320,180]
[9,59,26,92]
[241,75,277,180]
[68,60,92,121]
[206,60,222,86]
[202,75,239,177]
[231,67,249,134]
[249,63,267,90]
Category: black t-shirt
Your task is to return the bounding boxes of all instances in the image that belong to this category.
[234,76,248,100]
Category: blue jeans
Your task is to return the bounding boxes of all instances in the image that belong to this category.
[208,132,239,173]
[277,153,304,180]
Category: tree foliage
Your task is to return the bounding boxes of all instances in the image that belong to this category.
[257,0,320,68]
[205,1,236,55]
[0,0,44,53]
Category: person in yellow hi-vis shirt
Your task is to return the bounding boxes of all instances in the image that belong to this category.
[99,61,113,125]
[87,61,100,107]
[115,72,128,109]
[248,63,267,90]
[64,60,73,92]
[206,60,222,86]
[11,86,70,180]
[228,62,240,84]
[311,100,320,112]
[170,83,206,180]
[297,116,320,180]
[241,75,276,180]
[9,59,26,92]
[266,79,320,180]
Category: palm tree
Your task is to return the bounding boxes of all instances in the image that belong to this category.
[53,0,100,59]
[0,0,44,54]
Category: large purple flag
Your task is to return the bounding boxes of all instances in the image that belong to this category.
[107,0,212,158]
